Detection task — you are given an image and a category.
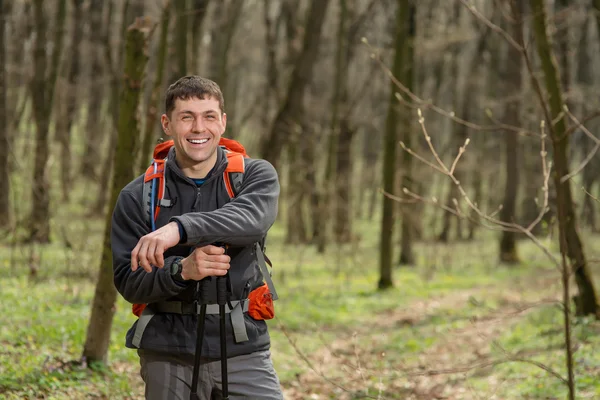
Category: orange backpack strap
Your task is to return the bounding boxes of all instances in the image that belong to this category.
[223,152,246,199]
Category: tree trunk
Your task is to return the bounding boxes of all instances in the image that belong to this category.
[208,0,243,136]
[93,0,133,215]
[335,118,354,243]
[530,0,599,317]
[398,1,416,266]
[0,0,9,229]
[259,0,331,170]
[316,0,348,253]
[28,0,67,242]
[190,0,210,73]
[499,0,523,264]
[139,1,170,174]
[285,133,308,244]
[467,158,482,240]
[56,0,84,202]
[174,0,188,78]
[379,0,409,290]
[82,18,152,364]
[577,14,598,232]
[81,0,105,180]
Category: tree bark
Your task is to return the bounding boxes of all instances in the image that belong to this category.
[82,18,152,364]
[259,0,331,170]
[174,0,188,78]
[28,0,67,242]
[398,1,416,265]
[208,0,243,136]
[499,0,523,264]
[0,0,9,229]
[56,0,84,202]
[190,0,210,73]
[316,0,348,253]
[530,0,599,317]
[577,14,598,232]
[81,0,105,181]
[93,0,133,215]
[139,1,170,174]
[379,0,409,290]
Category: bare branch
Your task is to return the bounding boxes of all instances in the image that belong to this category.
[459,0,524,52]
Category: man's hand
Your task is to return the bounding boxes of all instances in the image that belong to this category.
[132,222,181,272]
[180,245,230,281]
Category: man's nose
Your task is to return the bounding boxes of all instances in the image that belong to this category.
[192,118,205,132]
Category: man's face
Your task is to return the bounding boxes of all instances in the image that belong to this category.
[161,96,226,177]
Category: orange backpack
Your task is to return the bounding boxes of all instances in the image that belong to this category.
[131,137,277,320]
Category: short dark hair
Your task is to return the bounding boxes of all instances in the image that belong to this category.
[164,76,225,117]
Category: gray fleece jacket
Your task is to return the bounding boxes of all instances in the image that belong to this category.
[111,145,280,358]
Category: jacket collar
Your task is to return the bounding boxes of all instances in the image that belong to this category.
[166,145,228,184]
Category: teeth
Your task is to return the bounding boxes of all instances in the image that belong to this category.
[188,139,208,144]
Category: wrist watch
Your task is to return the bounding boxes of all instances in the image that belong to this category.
[170,257,184,277]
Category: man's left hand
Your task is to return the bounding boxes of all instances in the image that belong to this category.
[131,222,181,272]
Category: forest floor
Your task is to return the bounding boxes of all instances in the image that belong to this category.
[1,222,600,399]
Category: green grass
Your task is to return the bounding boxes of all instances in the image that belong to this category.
[1,214,600,398]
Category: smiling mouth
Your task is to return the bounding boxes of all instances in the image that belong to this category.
[187,138,209,144]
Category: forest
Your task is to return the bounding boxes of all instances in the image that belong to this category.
[1,0,600,399]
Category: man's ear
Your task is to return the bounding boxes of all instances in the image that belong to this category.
[161,114,171,136]
[221,112,227,130]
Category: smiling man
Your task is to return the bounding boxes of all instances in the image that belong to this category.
[111,76,283,399]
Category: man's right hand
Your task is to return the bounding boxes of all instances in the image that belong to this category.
[179,245,231,281]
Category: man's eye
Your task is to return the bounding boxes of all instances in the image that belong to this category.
[206,115,215,120]
[182,116,192,121]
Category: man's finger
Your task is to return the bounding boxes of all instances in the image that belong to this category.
[206,254,230,263]
[203,245,226,255]
[155,246,165,268]
[138,242,152,273]
[147,242,157,267]
[208,261,231,270]
[131,242,141,271]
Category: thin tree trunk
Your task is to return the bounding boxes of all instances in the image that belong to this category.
[467,158,482,240]
[285,134,307,244]
[139,1,170,174]
[190,0,210,73]
[499,0,523,264]
[335,118,354,243]
[93,0,132,215]
[28,0,67,242]
[82,18,152,364]
[530,0,599,318]
[316,0,348,253]
[398,1,416,265]
[261,0,330,243]
[208,0,243,136]
[57,0,84,202]
[81,0,105,180]
[259,0,331,170]
[577,14,598,232]
[0,0,8,228]
[379,0,409,290]
[174,0,188,78]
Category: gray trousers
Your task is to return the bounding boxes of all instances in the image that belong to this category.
[138,349,284,400]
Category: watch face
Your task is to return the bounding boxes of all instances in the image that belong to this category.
[171,260,180,275]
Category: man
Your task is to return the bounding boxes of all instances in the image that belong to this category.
[111,76,283,399]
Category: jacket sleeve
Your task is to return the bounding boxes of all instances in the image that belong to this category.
[112,188,192,304]
[170,158,280,247]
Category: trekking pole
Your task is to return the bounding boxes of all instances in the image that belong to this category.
[216,273,230,399]
[190,278,210,400]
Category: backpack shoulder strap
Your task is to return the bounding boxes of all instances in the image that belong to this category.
[143,158,169,231]
[223,152,245,199]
